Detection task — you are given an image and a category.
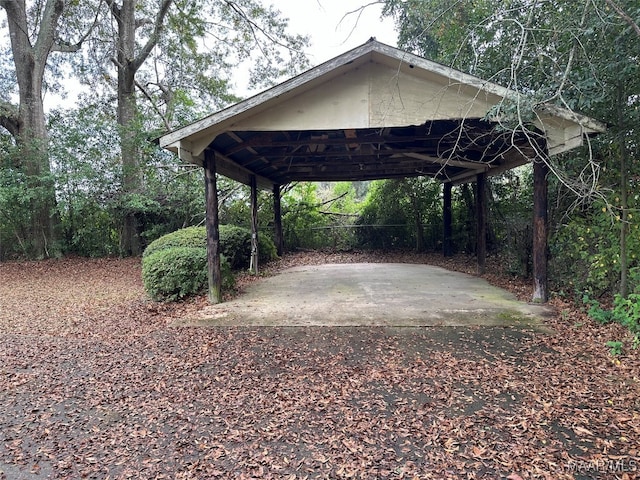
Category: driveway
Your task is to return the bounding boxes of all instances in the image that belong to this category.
[2,256,638,479]
[185,263,552,327]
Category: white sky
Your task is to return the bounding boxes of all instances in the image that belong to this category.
[280,0,397,64]
[234,0,398,96]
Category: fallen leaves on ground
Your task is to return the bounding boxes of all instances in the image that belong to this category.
[0,251,638,479]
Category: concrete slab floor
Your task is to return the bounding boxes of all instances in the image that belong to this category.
[178,263,554,328]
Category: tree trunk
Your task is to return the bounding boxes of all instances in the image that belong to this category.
[115,0,142,256]
[109,0,173,256]
[20,73,59,258]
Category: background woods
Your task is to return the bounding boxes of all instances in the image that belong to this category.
[0,0,309,257]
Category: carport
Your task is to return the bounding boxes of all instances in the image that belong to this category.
[158,39,604,304]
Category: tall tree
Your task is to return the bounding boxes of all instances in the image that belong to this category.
[0,0,96,257]
[84,0,309,255]
[104,0,172,255]
[0,0,65,257]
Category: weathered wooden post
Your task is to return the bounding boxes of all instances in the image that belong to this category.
[204,149,222,303]
[475,173,487,275]
[532,157,549,302]
[273,184,284,256]
[249,175,259,275]
[443,182,453,257]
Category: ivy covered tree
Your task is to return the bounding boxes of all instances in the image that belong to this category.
[0,0,98,257]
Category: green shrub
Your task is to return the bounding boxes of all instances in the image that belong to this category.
[142,247,209,301]
[585,292,640,333]
[258,234,278,264]
[612,293,640,334]
[582,294,615,324]
[606,340,624,357]
[142,246,235,301]
[144,225,278,269]
[218,224,251,269]
[143,226,207,258]
[585,292,640,356]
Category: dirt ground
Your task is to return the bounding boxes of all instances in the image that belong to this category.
[0,252,638,479]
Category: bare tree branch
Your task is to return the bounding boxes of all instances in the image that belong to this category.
[223,0,306,55]
[546,0,590,103]
[135,79,171,131]
[131,0,172,72]
[605,0,640,39]
[52,3,104,53]
[338,1,385,44]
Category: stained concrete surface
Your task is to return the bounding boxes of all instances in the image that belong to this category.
[183,263,553,327]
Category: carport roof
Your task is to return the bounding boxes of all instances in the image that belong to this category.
[159,39,605,188]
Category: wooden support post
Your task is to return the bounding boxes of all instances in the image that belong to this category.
[249,175,259,275]
[476,173,487,275]
[532,157,549,303]
[443,182,453,257]
[273,184,284,256]
[204,150,222,304]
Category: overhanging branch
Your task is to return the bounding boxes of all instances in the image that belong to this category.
[131,0,172,72]
[0,101,20,137]
[605,0,640,39]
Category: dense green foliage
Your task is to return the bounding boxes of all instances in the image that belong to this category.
[0,157,61,259]
[143,225,278,268]
[0,0,308,259]
[357,178,441,251]
[142,247,210,301]
[281,183,331,250]
[141,222,279,301]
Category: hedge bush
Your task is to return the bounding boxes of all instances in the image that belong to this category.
[218,225,279,268]
[218,225,251,269]
[142,247,209,301]
[143,226,206,259]
[142,247,235,301]
[141,225,278,301]
[143,225,278,269]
